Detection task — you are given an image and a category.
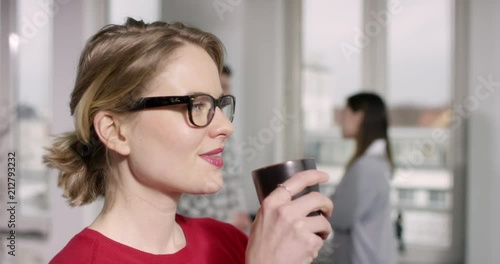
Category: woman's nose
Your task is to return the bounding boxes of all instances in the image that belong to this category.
[209,107,234,138]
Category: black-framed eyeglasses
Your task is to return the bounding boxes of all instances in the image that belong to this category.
[129,94,236,127]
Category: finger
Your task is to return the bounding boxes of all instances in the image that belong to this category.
[285,191,334,218]
[264,170,329,207]
[302,231,326,261]
[270,170,329,200]
[302,215,332,240]
[288,213,332,240]
[288,218,327,260]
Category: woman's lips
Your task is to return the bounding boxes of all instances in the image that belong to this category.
[200,148,224,168]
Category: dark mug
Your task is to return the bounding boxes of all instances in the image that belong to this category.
[252,158,320,216]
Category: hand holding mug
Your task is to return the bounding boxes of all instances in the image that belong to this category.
[246,159,333,264]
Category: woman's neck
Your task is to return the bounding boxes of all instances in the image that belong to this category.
[89,170,185,254]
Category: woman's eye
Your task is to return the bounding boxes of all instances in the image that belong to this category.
[193,102,209,112]
[193,103,203,111]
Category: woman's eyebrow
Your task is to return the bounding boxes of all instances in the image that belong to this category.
[188,91,225,98]
[185,91,205,96]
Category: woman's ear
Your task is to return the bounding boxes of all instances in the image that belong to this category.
[93,111,131,156]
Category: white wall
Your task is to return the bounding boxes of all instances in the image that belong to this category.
[108,0,161,24]
[466,0,500,263]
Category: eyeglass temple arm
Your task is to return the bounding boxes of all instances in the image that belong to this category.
[129,96,191,111]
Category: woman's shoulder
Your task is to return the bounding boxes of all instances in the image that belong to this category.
[50,228,97,264]
[349,155,392,184]
[352,154,391,171]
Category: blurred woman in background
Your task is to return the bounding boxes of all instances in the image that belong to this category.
[329,92,396,264]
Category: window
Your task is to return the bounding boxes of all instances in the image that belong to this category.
[301,0,461,261]
[398,188,415,206]
[1,0,52,226]
[428,189,447,208]
[1,0,52,262]
[388,0,454,251]
[16,0,53,223]
[302,0,363,192]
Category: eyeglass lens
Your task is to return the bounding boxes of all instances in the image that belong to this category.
[190,95,234,126]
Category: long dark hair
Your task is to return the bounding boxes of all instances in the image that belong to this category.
[346,92,393,168]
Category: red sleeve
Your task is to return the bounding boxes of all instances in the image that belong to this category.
[50,233,96,264]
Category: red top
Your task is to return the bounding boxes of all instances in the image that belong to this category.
[50,214,248,264]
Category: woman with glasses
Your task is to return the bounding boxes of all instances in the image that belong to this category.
[44,18,333,264]
[329,92,396,264]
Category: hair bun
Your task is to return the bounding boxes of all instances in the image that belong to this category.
[73,141,93,161]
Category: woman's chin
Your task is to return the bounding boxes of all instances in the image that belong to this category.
[200,179,224,194]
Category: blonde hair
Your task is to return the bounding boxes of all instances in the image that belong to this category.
[43,18,225,206]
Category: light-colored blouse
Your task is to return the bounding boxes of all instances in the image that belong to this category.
[329,139,396,264]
